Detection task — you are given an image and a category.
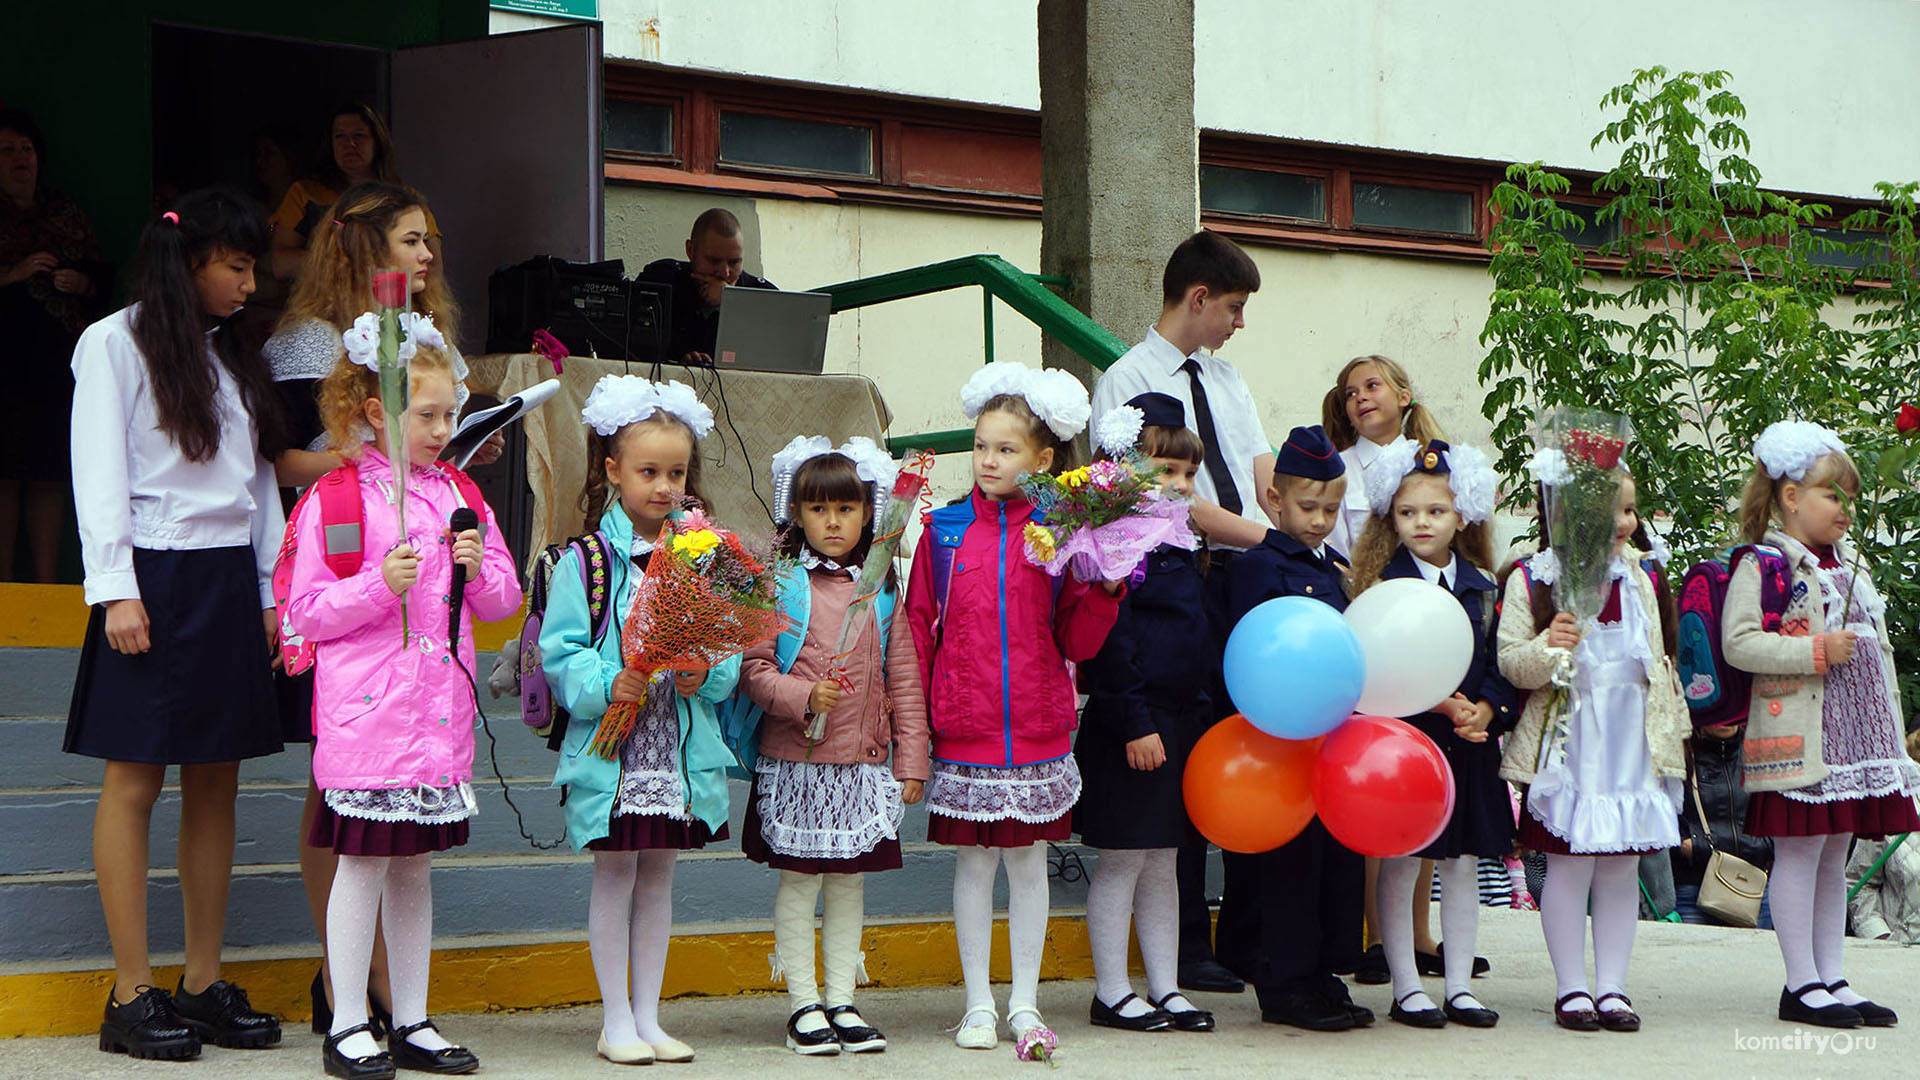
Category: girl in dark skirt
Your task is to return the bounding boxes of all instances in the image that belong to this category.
[542,376,739,1066]
[1348,438,1515,1029]
[67,188,288,1061]
[735,439,930,1055]
[1724,424,1920,1030]
[284,338,522,1077]
[1073,394,1215,1035]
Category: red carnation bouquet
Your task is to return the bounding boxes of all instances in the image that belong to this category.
[590,508,792,760]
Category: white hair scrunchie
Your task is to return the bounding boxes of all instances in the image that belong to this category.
[1754,420,1847,482]
[1361,439,1499,525]
[1361,438,1421,517]
[958,360,1092,441]
[768,434,899,524]
[579,375,716,438]
[343,311,445,373]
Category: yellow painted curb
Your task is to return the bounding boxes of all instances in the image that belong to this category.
[0,584,525,652]
[0,917,1103,1039]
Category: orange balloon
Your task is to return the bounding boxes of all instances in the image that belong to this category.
[1182,714,1320,854]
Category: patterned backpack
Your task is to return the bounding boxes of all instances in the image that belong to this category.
[516,532,617,750]
[1674,545,1792,728]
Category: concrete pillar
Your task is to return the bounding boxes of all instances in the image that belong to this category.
[1038,0,1200,389]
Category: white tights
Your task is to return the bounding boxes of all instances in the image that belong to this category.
[588,850,678,1046]
[327,854,449,1058]
[1771,833,1858,1008]
[1540,853,1640,1012]
[953,843,1049,1023]
[1379,855,1485,1011]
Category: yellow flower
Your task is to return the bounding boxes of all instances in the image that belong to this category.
[671,529,722,559]
[1057,467,1093,489]
[1024,522,1058,562]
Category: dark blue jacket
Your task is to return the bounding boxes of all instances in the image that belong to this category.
[1077,545,1211,742]
[1226,528,1350,625]
[1378,546,1518,738]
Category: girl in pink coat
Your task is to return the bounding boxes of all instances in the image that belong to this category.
[906,361,1124,1054]
[285,335,521,1078]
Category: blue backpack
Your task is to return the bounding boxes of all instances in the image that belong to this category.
[718,563,898,778]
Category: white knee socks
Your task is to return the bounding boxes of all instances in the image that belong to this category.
[1378,856,1431,1010]
[1540,854,1596,1002]
[1589,855,1639,1012]
[819,873,865,1008]
[772,871,823,1019]
[1003,843,1050,1023]
[1086,849,1148,1015]
[1774,833,1845,1008]
[952,847,1000,1018]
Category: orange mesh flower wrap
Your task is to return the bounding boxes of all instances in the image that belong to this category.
[589,511,792,760]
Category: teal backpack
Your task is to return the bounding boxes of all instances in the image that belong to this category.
[718,564,898,778]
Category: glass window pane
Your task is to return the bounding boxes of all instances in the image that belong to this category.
[1806,226,1886,270]
[1553,203,1619,248]
[604,99,673,156]
[719,111,873,176]
[1200,164,1326,222]
[1352,182,1475,235]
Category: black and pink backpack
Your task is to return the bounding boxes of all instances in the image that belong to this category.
[1674,545,1792,729]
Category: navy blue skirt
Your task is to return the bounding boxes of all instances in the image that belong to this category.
[65,546,283,764]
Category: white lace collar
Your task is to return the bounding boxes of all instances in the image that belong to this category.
[799,547,855,575]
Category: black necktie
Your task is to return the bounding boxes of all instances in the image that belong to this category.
[1181,358,1242,516]
[1439,573,1450,592]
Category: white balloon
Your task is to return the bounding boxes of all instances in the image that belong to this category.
[1344,577,1474,717]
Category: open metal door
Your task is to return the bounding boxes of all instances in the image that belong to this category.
[391,23,604,357]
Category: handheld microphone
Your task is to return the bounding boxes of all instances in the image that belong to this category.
[448,506,480,649]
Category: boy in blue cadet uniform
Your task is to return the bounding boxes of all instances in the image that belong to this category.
[1224,425,1371,1032]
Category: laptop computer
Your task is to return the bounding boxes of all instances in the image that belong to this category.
[713,285,833,374]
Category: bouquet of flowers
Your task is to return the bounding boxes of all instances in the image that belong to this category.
[1526,406,1632,776]
[1019,456,1198,582]
[590,508,792,760]
[813,450,936,744]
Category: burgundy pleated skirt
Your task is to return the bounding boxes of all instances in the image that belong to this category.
[927,812,1072,849]
[740,774,903,873]
[587,812,727,852]
[1746,791,1920,839]
[1516,812,1664,857]
[308,802,469,857]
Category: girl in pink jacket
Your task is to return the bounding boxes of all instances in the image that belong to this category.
[286,338,521,1077]
[906,362,1123,1054]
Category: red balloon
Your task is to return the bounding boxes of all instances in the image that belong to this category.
[1311,714,1456,858]
[1183,714,1319,854]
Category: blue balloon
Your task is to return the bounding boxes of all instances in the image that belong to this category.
[1223,597,1366,740]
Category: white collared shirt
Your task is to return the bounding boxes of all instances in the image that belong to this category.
[1332,436,1407,556]
[70,306,285,607]
[1092,326,1271,547]
[1413,552,1459,590]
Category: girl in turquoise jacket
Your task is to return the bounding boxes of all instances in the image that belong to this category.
[542,375,738,1066]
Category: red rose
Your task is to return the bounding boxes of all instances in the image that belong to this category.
[1565,430,1625,471]
[1897,403,1920,434]
[370,269,410,310]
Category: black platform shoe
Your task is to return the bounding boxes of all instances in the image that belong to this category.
[174,977,281,1049]
[99,985,201,1060]
[786,1004,841,1056]
[824,1004,888,1052]
[324,1023,396,1080]
[1779,984,1863,1029]
[1089,993,1172,1032]
[388,1020,479,1074]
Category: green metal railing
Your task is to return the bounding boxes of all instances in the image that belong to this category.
[813,254,1128,454]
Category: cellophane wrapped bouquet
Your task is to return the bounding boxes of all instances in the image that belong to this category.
[1019,455,1198,582]
[589,508,792,760]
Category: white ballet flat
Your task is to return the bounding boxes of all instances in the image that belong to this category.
[596,1032,654,1065]
[648,1036,695,1063]
[953,1007,998,1050]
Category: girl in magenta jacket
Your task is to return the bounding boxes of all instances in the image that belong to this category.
[905,361,1123,1053]
[286,338,521,1077]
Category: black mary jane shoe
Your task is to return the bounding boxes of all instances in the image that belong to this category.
[1779,984,1863,1029]
[324,1024,396,1080]
[824,1004,888,1052]
[786,1004,842,1056]
[100,985,202,1060]
[1554,991,1599,1032]
[1443,991,1499,1028]
[1089,993,1172,1032]
[1593,992,1640,1033]
[1388,991,1447,1029]
[1150,992,1215,1032]
[1827,981,1898,1027]
[388,1020,479,1075]
[174,977,282,1049]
